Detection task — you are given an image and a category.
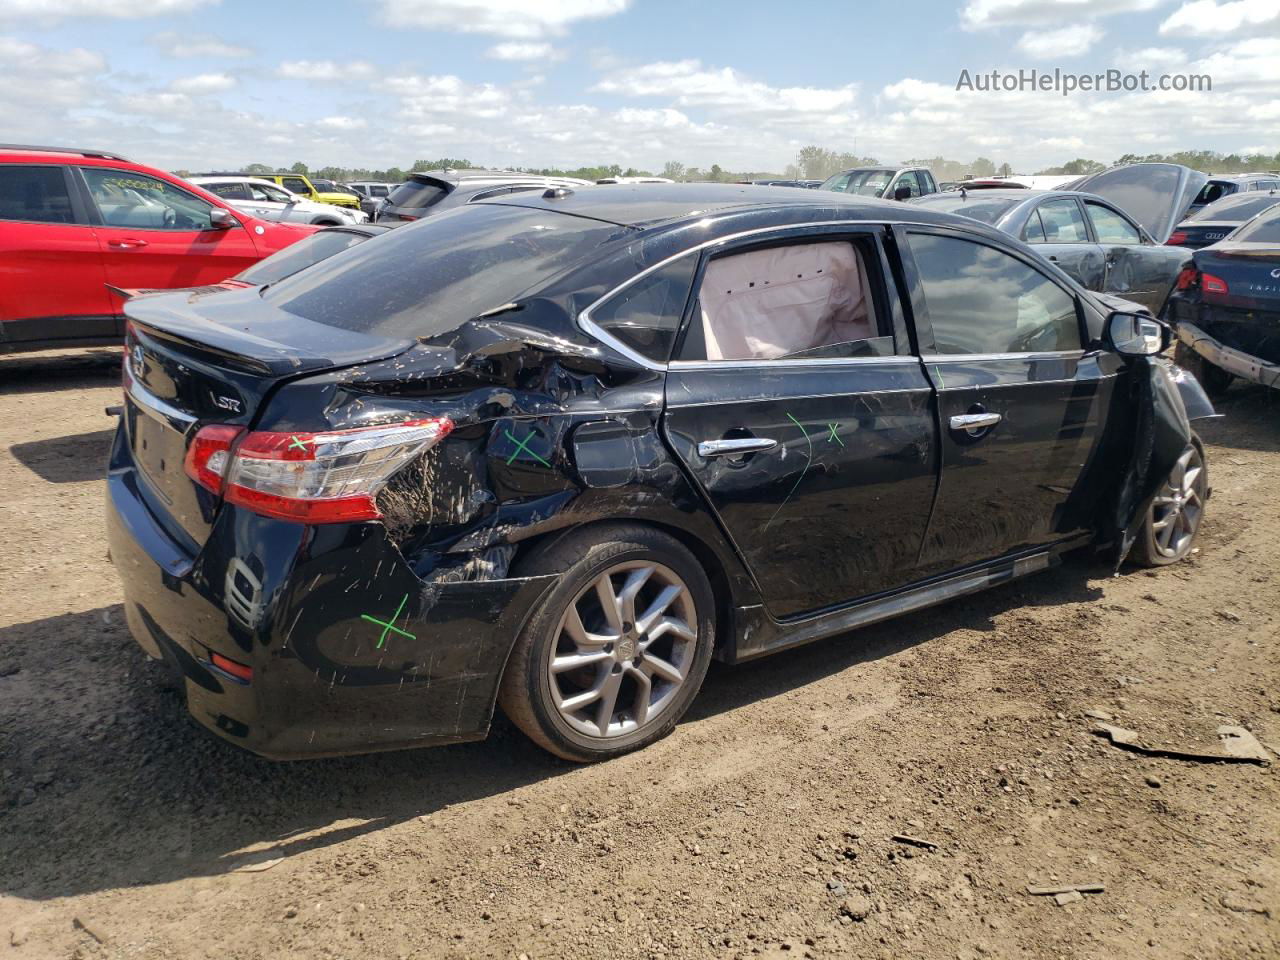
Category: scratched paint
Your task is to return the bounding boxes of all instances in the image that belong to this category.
[764,413,814,532]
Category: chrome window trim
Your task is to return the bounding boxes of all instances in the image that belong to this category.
[669,355,917,372]
[922,349,1085,363]
[577,217,919,372]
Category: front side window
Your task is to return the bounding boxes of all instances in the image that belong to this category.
[893,172,922,199]
[0,165,74,224]
[81,167,217,230]
[1086,202,1142,243]
[588,256,696,363]
[250,183,294,203]
[910,233,1080,355]
[688,239,888,362]
[370,185,390,198]
[281,177,311,195]
[1032,198,1089,243]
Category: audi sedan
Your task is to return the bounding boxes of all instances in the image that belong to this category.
[107,184,1213,763]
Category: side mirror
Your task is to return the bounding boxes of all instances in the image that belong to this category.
[1107,311,1169,356]
[893,185,912,201]
[209,208,235,230]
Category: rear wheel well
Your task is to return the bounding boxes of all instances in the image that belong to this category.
[312,218,341,226]
[510,519,735,654]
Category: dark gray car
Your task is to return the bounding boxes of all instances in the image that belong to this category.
[910,164,1204,315]
[377,170,592,226]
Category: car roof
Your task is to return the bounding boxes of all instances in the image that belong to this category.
[0,143,131,163]
[407,168,592,187]
[483,181,967,230]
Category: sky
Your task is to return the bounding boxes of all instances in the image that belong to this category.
[0,0,1277,174]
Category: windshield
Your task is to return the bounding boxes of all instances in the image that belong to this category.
[236,231,373,286]
[820,170,893,197]
[1187,194,1280,223]
[913,196,1019,225]
[263,204,623,337]
[1231,207,1280,244]
[386,178,450,210]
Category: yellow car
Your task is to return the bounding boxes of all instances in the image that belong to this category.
[263,173,361,211]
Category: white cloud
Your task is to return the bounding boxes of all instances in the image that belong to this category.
[170,72,236,94]
[485,41,562,61]
[1112,44,1188,69]
[148,31,251,58]
[1190,36,1280,86]
[316,115,367,130]
[593,59,857,120]
[1159,0,1280,36]
[0,35,106,115]
[1016,23,1104,56]
[374,0,629,38]
[962,0,1166,28]
[0,0,215,20]
[276,60,376,81]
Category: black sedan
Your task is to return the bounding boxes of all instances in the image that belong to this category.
[909,163,1203,315]
[1165,203,1280,394]
[376,169,590,225]
[108,184,1213,763]
[1168,190,1280,250]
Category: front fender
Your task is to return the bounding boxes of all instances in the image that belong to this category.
[1163,357,1218,421]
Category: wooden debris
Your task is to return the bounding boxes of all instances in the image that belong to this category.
[891,834,938,850]
[1027,882,1105,896]
[72,917,106,945]
[1091,722,1269,765]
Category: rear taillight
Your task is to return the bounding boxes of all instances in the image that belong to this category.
[1175,267,1198,290]
[1201,272,1229,296]
[1167,231,1188,246]
[187,418,453,523]
[184,424,245,494]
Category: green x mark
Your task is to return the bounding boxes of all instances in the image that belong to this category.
[288,435,309,453]
[827,423,844,447]
[504,428,552,468]
[360,593,416,649]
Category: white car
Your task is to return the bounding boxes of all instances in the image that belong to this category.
[188,176,368,226]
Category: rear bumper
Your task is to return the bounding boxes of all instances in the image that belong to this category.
[106,441,556,760]
[1177,321,1280,390]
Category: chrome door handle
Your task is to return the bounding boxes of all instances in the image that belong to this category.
[698,438,778,458]
[949,412,1002,431]
[108,238,148,249]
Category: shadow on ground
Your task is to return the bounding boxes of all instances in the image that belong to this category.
[0,349,121,395]
[10,429,114,483]
[0,553,1105,903]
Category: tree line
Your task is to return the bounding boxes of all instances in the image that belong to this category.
[207,146,1280,185]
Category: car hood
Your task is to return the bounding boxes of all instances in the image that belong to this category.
[1065,162,1207,244]
[316,191,358,205]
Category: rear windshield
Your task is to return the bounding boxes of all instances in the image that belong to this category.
[386,178,449,209]
[1231,207,1280,244]
[263,204,622,336]
[1186,194,1280,223]
[236,230,373,286]
[821,170,893,196]
[913,196,1019,225]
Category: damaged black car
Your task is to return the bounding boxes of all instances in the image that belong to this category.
[1165,202,1280,393]
[107,183,1214,763]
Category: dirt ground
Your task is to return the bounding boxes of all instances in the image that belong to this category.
[0,348,1276,960]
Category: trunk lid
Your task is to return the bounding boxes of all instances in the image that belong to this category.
[122,285,415,548]
[1067,162,1208,245]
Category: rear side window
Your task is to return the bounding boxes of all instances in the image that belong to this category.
[1032,198,1088,243]
[587,256,696,363]
[1086,202,1141,243]
[264,204,622,337]
[203,181,253,201]
[910,233,1080,355]
[0,165,74,224]
[386,179,449,209]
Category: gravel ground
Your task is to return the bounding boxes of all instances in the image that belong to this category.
[0,348,1276,960]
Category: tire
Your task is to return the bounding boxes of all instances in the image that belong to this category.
[497,524,716,762]
[1174,342,1233,397]
[1131,437,1208,567]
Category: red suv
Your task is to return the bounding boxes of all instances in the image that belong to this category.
[0,144,317,353]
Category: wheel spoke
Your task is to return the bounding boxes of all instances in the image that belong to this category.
[562,604,611,649]
[1157,518,1177,551]
[559,682,605,713]
[617,567,654,627]
[594,574,623,633]
[1182,465,1203,495]
[628,665,652,726]
[1151,512,1174,532]
[636,583,683,634]
[551,650,613,674]
[646,615,696,644]
[594,670,623,736]
[643,653,684,685]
